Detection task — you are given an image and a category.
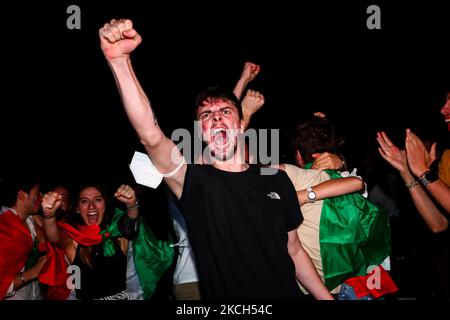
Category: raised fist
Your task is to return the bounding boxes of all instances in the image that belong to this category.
[241,62,261,83]
[41,192,62,217]
[114,184,137,207]
[242,89,265,117]
[99,19,142,62]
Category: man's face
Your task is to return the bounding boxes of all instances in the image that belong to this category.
[26,184,42,215]
[441,92,450,131]
[197,99,244,162]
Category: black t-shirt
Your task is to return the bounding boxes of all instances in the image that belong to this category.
[178,164,304,300]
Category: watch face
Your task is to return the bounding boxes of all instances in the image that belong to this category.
[308,191,316,200]
[421,170,439,185]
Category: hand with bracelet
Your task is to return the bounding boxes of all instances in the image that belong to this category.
[114,184,139,218]
[16,254,48,290]
[377,130,448,232]
[405,129,437,180]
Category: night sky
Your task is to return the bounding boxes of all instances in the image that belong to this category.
[2,1,449,187]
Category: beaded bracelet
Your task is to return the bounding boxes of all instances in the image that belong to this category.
[41,212,57,219]
[126,199,140,210]
[405,179,419,189]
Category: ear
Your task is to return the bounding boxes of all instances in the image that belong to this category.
[295,150,305,168]
[17,190,27,202]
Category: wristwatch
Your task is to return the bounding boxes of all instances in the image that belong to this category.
[306,187,317,203]
[419,170,439,186]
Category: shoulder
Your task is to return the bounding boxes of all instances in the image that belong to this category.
[281,164,329,190]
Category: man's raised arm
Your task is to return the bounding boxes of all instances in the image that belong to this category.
[99,19,186,198]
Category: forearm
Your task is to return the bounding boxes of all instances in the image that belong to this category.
[126,202,139,219]
[290,242,333,300]
[297,177,364,205]
[425,179,450,215]
[109,57,185,177]
[242,109,253,130]
[12,269,37,291]
[109,57,164,147]
[119,209,140,239]
[408,184,448,232]
[43,216,63,246]
[232,78,249,100]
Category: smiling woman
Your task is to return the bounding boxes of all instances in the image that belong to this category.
[40,183,174,300]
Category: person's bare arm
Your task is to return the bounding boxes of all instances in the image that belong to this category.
[99,19,185,198]
[297,176,364,205]
[377,131,448,232]
[41,192,75,253]
[232,62,260,100]
[114,184,139,218]
[241,89,265,130]
[287,230,333,299]
[405,129,450,214]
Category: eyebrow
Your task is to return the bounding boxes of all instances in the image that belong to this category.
[79,195,103,200]
[200,106,233,115]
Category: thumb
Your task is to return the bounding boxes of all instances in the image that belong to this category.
[312,153,322,159]
[123,28,138,39]
[430,142,437,162]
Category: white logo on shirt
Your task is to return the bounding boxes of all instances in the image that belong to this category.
[267,192,281,200]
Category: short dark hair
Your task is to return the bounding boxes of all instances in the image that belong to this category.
[195,86,243,119]
[0,173,40,207]
[291,116,344,164]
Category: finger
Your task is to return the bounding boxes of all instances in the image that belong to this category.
[99,28,117,43]
[109,25,123,41]
[380,131,394,148]
[378,147,390,161]
[122,28,138,39]
[120,19,133,30]
[259,93,265,101]
[311,153,322,159]
[376,133,391,154]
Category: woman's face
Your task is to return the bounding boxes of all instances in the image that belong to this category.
[77,186,105,226]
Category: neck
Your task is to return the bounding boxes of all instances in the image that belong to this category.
[11,204,29,223]
[212,146,249,172]
[213,161,249,172]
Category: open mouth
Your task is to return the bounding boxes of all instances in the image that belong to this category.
[211,127,229,148]
[87,211,99,224]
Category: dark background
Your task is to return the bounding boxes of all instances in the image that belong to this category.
[2,0,449,185]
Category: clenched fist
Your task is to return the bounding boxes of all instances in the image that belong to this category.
[242,89,265,118]
[114,184,137,207]
[41,192,62,217]
[99,19,142,62]
[241,62,261,83]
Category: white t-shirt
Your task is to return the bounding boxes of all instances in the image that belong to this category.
[169,200,199,285]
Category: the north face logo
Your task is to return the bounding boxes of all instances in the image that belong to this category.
[267,192,281,200]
